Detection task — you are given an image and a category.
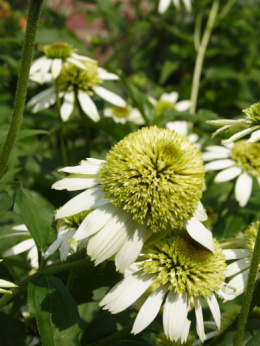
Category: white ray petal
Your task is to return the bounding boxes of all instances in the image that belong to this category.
[100,271,156,313]
[93,86,126,107]
[27,87,56,107]
[71,53,95,62]
[206,294,221,329]
[247,129,260,143]
[30,72,53,84]
[55,186,103,219]
[12,224,28,232]
[158,0,171,13]
[27,246,39,268]
[51,59,62,79]
[58,160,102,175]
[183,0,192,11]
[204,159,234,171]
[97,68,119,80]
[222,127,257,145]
[222,270,249,299]
[30,56,48,74]
[175,100,190,112]
[186,217,215,253]
[3,239,35,256]
[78,91,100,122]
[222,248,252,260]
[38,58,52,84]
[166,121,189,135]
[132,285,168,334]
[193,202,207,222]
[226,258,250,277]
[214,166,242,182]
[235,173,253,207]
[59,230,76,261]
[0,279,17,288]
[161,92,179,103]
[52,176,99,191]
[67,57,87,70]
[194,296,206,342]
[60,91,74,121]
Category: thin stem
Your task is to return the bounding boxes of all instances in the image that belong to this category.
[233,225,260,346]
[189,0,219,115]
[194,12,202,52]
[75,93,90,157]
[218,0,237,20]
[92,322,133,346]
[0,0,43,180]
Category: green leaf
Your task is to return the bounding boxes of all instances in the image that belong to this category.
[28,274,82,346]
[159,60,179,84]
[14,189,56,252]
[0,129,49,146]
[246,330,260,345]
[97,0,127,32]
[0,191,12,214]
[0,311,26,346]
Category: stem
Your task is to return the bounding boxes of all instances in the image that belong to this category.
[233,226,260,346]
[189,0,219,115]
[92,322,133,346]
[0,0,43,180]
[218,0,237,20]
[75,93,90,157]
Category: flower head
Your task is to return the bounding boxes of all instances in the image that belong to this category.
[158,0,192,14]
[150,92,190,116]
[104,106,145,125]
[203,141,260,207]
[100,231,226,343]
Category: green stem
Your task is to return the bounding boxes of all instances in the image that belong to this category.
[233,225,260,346]
[92,322,133,346]
[218,0,237,20]
[0,0,43,180]
[75,93,90,157]
[189,0,219,115]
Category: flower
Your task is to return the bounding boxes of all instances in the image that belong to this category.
[203,140,260,207]
[100,230,226,343]
[218,221,259,301]
[166,121,200,149]
[53,127,212,272]
[158,0,192,14]
[28,58,126,122]
[149,92,190,116]
[207,103,260,145]
[0,260,17,294]
[3,224,38,268]
[30,43,94,84]
[104,106,145,125]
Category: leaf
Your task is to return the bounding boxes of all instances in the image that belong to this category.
[0,311,26,346]
[28,274,82,346]
[0,191,12,214]
[159,60,179,84]
[246,330,260,345]
[0,129,49,146]
[97,0,127,32]
[14,189,56,252]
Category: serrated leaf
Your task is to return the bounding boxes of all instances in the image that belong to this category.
[28,274,82,346]
[14,189,55,252]
[0,191,13,214]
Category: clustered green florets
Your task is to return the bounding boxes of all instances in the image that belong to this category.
[60,210,91,229]
[155,100,176,116]
[58,61,102,93]
[140,231,226,298]
[244,221,259,252]
[112,106,131,118]
[98,127,205,232]
[43,43,74,59]
[230,140,260,177]
[243,103,260,124]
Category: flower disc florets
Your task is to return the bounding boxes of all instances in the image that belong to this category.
[112,106,131,118]
[140,231,226,297]
[58,61,102,93]
[231,140,260,177]
[98,126,205,232]
[61,210,91,229]
[243,103,260,124]
[43,43,74,59]
[244,221,259,252]
[155,101,176,116]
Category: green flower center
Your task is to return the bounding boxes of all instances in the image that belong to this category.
[243,103,260,124]
[140,231,226,297]
[231,140,260,176]
[59,210,91,229]
[112,106,131,118]
[98,127,205,232]
[43,43,73,59]
[244,221,259,252]
[58,61,102,93]
[155,101,176,116]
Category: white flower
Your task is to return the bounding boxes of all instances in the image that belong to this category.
[149,91,190,116]
[2,225,38,269]
[0,260,17,295]
[203,141,260,207]
[166,121,201,149]
[100,231,226,343]
[28,59,126,122]
[104,106,145,125]
[158,0,192,14]
[52,127,213,272]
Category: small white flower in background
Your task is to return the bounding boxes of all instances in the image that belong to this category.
[203,140,260,207]
[149,91,190,116]
[166,121,201,149]
[0,260,17,294]
[207,103,260,144]
[30,43,94,84]
[158,0,192,14]
[104,106,145,125]
[28,55,126,123]
[52,127,214,272]
[218,221,259,301]
[3,225,38,269]
[100,231,227,343]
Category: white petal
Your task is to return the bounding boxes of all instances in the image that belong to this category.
[247,129,260,143]
[30,72,53,84]
[58,159,102,175]
[221,270,249,300]
[194,296,206,342]
[132,285,168,334]
[222,248,251,260]
[30,56,48,74]
[67,57,88,70]
[214,166,242,183]
[27,246,39,268]
[222,127,257,145]
[115,223,152,273]
[0,279,17,288]
[193,202,207,222]
[3,239,35,256]
[173,0,180,8]
[52,175,99,191]
[60,91,74,121]
[59,229,76,261]
[100,271,156,313]
[235,173,252,207]
[78,91,100,122]
[186,217,215,253]
[97,68,119,80]
[70,53,95,62]
[166,121,189,135]
[12,224,28,232]
[204,159,234,171]
[158,0,171,13]
[27,86,56,107]
[51,59,62,79]
[93,86,126,107]
[55,186,103,219]
[38,58,52,84]
[226,258,250,277]
[206,294,221,329]
[175,100,191,112]
[183,0,192,11]
[161,91,179,103]
[163,291,190,342]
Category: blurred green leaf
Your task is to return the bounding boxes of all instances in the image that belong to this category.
[0,312,26,346]
[97,0,127,33]
[159,60,179,84]
[0,191,12,214]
